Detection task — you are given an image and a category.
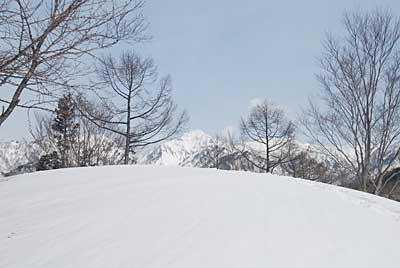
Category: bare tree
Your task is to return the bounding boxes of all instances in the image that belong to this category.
[201,133,228,169]
[281,146,331,183]
[240,99,295,173]
[302,9,400,196]
[80,51,188,164]
[30,97,123,169]
[0,0,148,127]
[72,112,124,167]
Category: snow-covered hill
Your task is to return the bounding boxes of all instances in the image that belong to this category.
[0,165,399,267]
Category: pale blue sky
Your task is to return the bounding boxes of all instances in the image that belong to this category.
[1,0,400,140]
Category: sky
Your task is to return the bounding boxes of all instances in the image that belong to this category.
[1,0,400,141]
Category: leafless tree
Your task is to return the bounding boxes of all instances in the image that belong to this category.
[201,133,228,169]
[240,99,295,173]
[30,100,124,168]
[302,9,400,196]
[281,146,331,183]
[81,51,188,164]
[74,99,124,166]
[73,115,124,167]
[0,0,148,128]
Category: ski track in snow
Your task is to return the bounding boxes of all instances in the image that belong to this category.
[0,165,399,268]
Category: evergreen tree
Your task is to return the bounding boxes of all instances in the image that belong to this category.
[36,152,62,171]
[51,94,80,168]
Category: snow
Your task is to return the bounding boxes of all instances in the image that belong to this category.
[0,130,330,174]
[138,130,214,166]
[0,130,214,173]
[1,165,400,267]
[0,141,32,175]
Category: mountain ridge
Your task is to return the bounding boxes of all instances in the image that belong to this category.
[0,130,221,174]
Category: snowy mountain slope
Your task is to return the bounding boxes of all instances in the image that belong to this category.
[0,130,216,174]
[1,129,398,178]
[0,141,34,176]
[137,130,214,165]
[136,130,288,169]
[1,165,399,268]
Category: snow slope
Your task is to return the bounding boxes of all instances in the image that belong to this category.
[1,165,400,268]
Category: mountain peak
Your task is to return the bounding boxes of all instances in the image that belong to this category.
[138,130,214,166]
[180,129,212,141]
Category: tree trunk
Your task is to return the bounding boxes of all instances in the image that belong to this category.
[0,61,38,127]
[265,114,270,173]
[124,93,132,165]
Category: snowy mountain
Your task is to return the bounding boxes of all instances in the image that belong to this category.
[0,141,35,176]
[137,130,263,171]
[0,129,322,177]
[1,165,399,267]
[137,130,214,166]
[0,130,222,174]
[0,129,333,175]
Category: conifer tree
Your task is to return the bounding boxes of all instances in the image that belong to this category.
[51,94,80,168]
[36,152,62,171]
